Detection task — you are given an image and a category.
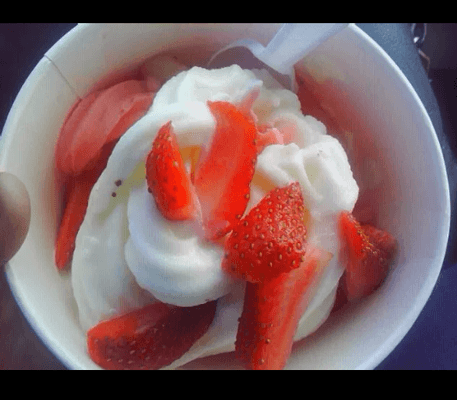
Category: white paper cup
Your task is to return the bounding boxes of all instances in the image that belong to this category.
[0,23,450,370]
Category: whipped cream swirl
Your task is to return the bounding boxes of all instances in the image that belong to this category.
[70,65,358,365]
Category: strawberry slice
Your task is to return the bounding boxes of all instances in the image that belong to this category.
[235,245,332,370]
[146,121,198,221]
[255,124,285,154]
[222,182,307,283]
[55,174,94,270]
[55,140,117,270]
[87,300,217,370]
[338,211,397,303]
[193,101,257,240]
[55,79,154,176]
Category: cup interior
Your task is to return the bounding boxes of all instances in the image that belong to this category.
[0,23,450,369]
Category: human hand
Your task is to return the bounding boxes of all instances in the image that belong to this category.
[0,172,31,265]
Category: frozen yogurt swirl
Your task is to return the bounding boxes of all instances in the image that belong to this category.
[71,65,358,365]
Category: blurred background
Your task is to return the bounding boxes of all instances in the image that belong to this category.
[0,23,456,370]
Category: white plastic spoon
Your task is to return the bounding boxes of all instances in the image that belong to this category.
[208,23,349,91]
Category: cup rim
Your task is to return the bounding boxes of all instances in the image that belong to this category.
[335,24,451,370]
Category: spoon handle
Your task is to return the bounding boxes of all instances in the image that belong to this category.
[259,23,349,74]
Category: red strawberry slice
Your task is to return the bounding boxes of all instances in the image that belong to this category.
[55,140,117,270]
[222,182,307,283]
[255,123,284,154]
[235,245,332,370]
[87,300,217,370]
[338,211,397,303]
[55,174,93,270]
[146,121,198,221]
[55,79,154,176]
[193,101,257,240]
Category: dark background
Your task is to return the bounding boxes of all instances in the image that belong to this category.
[0,23,456,370]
